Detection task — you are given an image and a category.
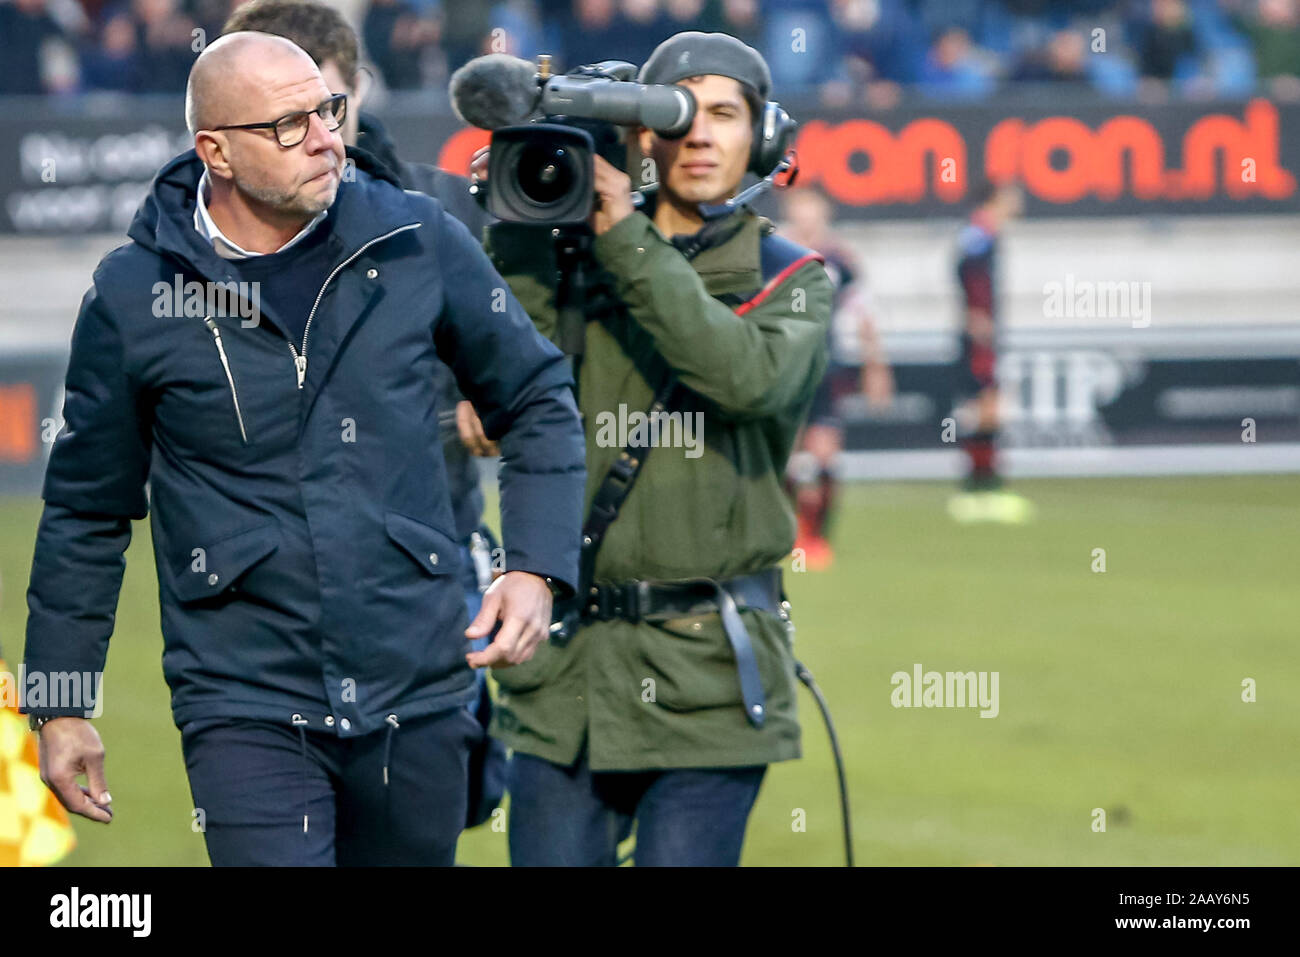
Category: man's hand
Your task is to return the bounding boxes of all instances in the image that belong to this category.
[589,155,636,235]
[456,400,500,456]
[465,571,554,668]
[470,145,490,183]
[37,717,113,824]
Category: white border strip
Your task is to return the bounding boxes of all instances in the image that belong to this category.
[840,443,1300,480]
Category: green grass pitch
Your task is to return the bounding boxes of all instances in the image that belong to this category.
[3,475,1296,865]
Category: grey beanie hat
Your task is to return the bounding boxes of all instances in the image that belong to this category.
[638,31,772,103]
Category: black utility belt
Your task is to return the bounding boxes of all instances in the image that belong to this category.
[554,567,787,729]
[580,567,786,623]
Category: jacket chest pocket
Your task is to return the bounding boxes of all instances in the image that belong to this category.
[154,322,298,458]
[384,510,460,578]
[171,522,281,602]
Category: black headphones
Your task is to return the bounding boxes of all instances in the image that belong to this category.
[751,100,797,177]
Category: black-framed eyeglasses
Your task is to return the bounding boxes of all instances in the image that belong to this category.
[211,94,347,148]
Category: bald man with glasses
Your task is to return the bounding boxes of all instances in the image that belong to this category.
[21,31,585,866]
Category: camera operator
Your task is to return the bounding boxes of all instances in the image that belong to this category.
[473,32,833,866]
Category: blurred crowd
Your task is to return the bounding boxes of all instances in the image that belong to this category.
[3,0,1300,103]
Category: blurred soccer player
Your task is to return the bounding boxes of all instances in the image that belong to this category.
[781,186,893,569]
[948,180,1033,524]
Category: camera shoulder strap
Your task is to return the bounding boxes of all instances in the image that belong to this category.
[575,376,678,603]
[726,228,826,314]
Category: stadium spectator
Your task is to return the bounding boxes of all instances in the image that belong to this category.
[828,0,926,108]
[1009,26,1094,88]
[192,0,245,44]
[918,25,997,99]
[0,0,79,94]
[485,0,546,60]
[1136,0,1201,80]
[662,0,720,35]
[127,0,201,93]
[561,0,625,69]
[362,0,439,89]
[717,0,761,48]
[20,0,1300,100]
[79,8,146,91]
[440,0,492,73]
[762,0,838,95]
[1231,0,1300,98]
[592,0,673,67]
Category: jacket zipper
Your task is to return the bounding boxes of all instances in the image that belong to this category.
[204,316,249,444]
[287,222,421,389]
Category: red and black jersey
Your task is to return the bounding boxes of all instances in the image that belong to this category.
[956,212,997,319]
[954,212,1000,391]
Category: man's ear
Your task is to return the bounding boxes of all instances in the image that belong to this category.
[195,132,234,181]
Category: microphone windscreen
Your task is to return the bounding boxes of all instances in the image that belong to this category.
[450,54,539,130]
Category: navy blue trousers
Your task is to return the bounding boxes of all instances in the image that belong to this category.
[507,751,767,866]
[181,707,481,866]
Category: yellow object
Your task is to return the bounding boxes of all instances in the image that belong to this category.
[947,491,1036,525]
[0,659,76,866]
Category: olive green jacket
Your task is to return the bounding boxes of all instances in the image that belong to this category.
[483,206,831,771]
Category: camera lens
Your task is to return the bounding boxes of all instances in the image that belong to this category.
[517,144,578,207]
[487,123,596,225]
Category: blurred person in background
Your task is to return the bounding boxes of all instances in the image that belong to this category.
[362,0,439,88]
[661,0,713,33]
[1135,0,1201,91]
[829,0,924,109]
[1009,26,1094,88]
[948,179,1033,524]
[222,0,505,829]
[0,0,79,94]
[80,8,146,91]
[193,0,248,42]
[560,0,623,68]
[439,0,491,73]
[781,186,893,570]
[717,0,762,48]
[617,0,674,65]
[130,0,201,93]
[482,0,546,61]
[762,0,839,101]
[918,24,997,99]
[1229,0,1300,99]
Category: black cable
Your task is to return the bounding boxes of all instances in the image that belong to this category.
[794,660,854,867]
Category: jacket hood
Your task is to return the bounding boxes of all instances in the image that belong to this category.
[126,145,415,277]
[355,112,406,184]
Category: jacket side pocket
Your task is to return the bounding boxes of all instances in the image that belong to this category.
[171,522,280,602]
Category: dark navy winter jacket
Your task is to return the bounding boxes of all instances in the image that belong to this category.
[22,147,585,736]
